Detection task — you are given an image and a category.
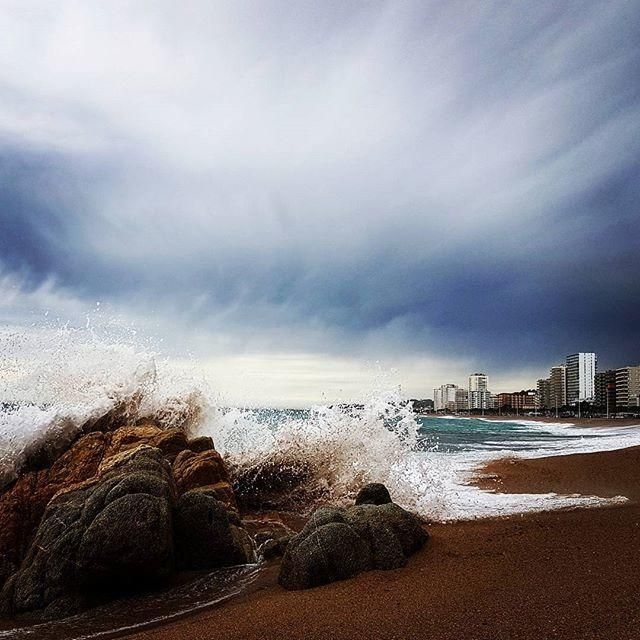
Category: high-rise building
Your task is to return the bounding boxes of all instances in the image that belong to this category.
[468,373,490,409]
[566,353,597,404]
[537,378,551,409]
[615,366,640,409]
[550,365,567,408]
[595,370,617,412]
[434,384,458,411]
[455,388,469,412]
[469,373,488,392]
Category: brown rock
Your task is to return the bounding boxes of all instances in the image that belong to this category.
[172,449,233,496]
[0,431,108,585]
[188,435,215,453]
[0,418,238,591]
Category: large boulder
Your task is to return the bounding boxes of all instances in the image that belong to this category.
[173,491,255,570]
[0,415,248,619]
[0,431,108,586]
[0,447,176,617]
[354,482,392,506]
[279,490,428,590]
[0,418,238,591]
[279,522,371,590]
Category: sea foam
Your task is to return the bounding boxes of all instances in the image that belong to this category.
[2,324,640,521]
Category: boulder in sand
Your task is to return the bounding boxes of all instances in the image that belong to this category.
[279,487,428,590]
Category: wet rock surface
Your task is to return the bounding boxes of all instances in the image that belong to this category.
[279,487,428,590]
[0,411,252,620]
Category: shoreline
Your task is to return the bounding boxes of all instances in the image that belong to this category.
[121,444,640,640]
[420,413,640,428]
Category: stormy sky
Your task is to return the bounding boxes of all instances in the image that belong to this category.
[1,1,639,405]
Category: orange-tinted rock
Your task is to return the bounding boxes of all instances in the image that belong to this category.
[0,431,108,584]
[0,420,237,589]
[151,429,190,461]
[172,450,235,507]
[1,445,252,619]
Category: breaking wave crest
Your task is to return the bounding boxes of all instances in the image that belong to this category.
[2,323,638,522]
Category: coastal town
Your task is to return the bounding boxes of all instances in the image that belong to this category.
[419,353,640,418]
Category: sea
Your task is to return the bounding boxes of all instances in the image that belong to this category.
[2,328,640,639]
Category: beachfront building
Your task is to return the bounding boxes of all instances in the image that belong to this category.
[536,377,552,409]
[496,390,538,412]
[595,370,617,413]
[434,384,458,412]
[536,365,566,412]
[468,373,491,410]
[550,365,567,408]
[615,365,640,409]
[565,353,597,405]
[469,373,488,392]
[455,388,469,412]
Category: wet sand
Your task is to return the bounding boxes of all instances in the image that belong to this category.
[123,445,640,640]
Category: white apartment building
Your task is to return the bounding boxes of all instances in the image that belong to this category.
[468,373,490,409]
[434,384,458,411]
[566,352,597,404]
[469,373,488,393]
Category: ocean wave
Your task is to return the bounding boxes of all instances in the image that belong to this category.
[3,324,640,522]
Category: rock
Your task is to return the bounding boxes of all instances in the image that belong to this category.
[354,483,392,506]
[173,491,255,570]
[77,493,174,585]
[343,503,428,570]
[278,501,428,590]
[0,431,108,587]
[0,418,240,596]
[259,538,281,560]
[172,449,235,506]
[279,522,371,590]
[188,436,215,453]
[257,534,293,560]
[0,425,248,619]
[0,447,176,616]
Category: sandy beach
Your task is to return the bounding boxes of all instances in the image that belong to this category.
[121,444,640,640]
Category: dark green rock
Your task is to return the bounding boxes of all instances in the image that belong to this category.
[354,483,392,506]
[173,491,255,570]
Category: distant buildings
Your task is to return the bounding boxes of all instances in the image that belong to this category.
[595,370,617,412]
[550,365,567,408]
[537,364,568,411]
[615,365,640,410]
[468,373,491,409]
[429,355,639,417]
[536,377,551,410]
[455,387,469,412]
[433,374,493,413]
[496,390,538,412]
[433,384,459,412]
[566,352,597,404]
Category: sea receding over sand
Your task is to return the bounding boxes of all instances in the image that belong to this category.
[123,443,640,640]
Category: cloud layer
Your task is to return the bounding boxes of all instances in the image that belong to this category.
[1,1,640,403]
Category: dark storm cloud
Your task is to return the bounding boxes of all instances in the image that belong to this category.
[1,0,640,372]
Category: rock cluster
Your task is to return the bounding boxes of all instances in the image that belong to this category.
[0,420,254,619]
[278,484,428,590]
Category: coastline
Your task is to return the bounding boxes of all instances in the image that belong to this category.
[122,444,640,640]
[418,414,640,427]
